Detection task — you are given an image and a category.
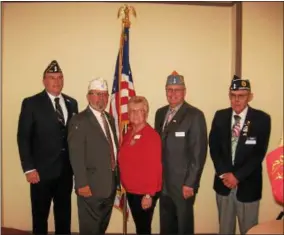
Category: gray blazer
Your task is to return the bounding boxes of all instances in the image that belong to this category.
[68,106,119,198]
[155,102,208,198]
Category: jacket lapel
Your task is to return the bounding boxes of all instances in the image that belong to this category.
[155,106,169,135]
[163,102,188,134]
[235,106,253,161]
[40,90,59,124]
[225,108,233,163]
[62,94,75,124]
[86,107,109,145]
[105,112,119,150]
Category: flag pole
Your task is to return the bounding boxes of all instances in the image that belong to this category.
[117,4,136,235]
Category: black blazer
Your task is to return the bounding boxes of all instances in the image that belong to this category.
[155,102,208,198]
[209,106,271,202]
[17,90,78,180]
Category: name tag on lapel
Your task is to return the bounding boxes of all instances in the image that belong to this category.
[175,132,185,137]
[245,137,257,145]
[134,134,141,140]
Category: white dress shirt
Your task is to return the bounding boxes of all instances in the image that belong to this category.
[89,105,118,160]
[219,106,248,178]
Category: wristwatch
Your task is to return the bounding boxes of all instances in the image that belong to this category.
[145,194,151,199]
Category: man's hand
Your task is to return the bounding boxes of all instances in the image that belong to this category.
[26,170,40,184]
[141,196,152,210]
[182,185,194,199]
[78,185,92,197]
[222,172,239,189]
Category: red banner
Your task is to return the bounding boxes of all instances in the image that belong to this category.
[266,145,284,204]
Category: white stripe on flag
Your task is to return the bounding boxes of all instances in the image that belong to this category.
[122,74,134,90]
[121,104,128,114]
[121,88,129,97]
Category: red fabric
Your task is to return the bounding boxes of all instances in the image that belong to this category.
[118,124,162,196]
[266,146,283,204]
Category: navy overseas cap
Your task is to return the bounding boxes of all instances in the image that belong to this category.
[166,71,185,86]
[44,60,62,75]
[230,75,251,91]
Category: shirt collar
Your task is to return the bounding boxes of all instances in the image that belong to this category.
[169,102,183,113]
[89,105,104,117]
[232,106,248,120]
[46,91,63,101]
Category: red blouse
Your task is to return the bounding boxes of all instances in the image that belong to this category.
[118,124,162,196]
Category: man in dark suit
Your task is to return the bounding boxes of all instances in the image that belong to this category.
[155,71,208,235]
[209,75,271,234]
[17,60,78,235]
[68,77,119,235]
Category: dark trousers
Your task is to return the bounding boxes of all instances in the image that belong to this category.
[77,173,117,235]
[127,192,159,235]
[159,193,196,235]
[30,167,73,235]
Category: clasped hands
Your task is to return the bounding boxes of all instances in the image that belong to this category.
[220,172,239,189]
[141,196,152,210]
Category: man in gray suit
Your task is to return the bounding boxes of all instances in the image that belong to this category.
[155,71,208,235]
[68,77,119,235]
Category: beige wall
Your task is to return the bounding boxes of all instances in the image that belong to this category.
[242,0,284,223]
[1,2,283,233]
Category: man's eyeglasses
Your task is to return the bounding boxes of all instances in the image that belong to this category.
[129,109,145,114]
[88,92,109,97]
[166,88,185,94]
[229,93,249,101]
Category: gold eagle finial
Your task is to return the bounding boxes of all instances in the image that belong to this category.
[117,4,136,28]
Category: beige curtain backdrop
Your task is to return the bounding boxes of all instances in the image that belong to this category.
[2,2,283,233]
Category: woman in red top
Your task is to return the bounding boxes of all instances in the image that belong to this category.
[118,96,162,235]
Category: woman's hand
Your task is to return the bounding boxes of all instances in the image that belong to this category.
[141,195,152,210]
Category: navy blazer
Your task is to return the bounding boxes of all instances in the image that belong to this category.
[209,106,271,202]
[17,90,78,180]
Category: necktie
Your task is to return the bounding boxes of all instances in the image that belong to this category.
[54,97,65,126]
[101,113,116,171]
[163,108,176,130]
[231,115,241,164]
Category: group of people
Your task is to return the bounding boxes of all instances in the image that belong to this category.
[17,60,271,235]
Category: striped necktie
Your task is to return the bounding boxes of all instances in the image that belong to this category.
[163,108,176,130]
[54,97,65,126]
[101,112,116,171]
[232,115,241,164]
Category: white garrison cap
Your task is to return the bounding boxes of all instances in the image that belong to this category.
[88,77,108,91]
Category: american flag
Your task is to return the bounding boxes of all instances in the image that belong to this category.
[110,27,136,144]
[109,26,135,217]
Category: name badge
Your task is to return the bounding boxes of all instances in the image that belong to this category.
[245,137,256,145]
[134,134,141,140]
[175,132,185,137]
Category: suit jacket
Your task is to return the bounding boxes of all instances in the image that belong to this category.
[17,90,78,180]
[68,107,119,198]
[155,102,208,198]
[209,106,271,202]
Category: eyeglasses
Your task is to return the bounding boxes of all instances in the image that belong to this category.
[129,109,145,114]
[166,88,185,94]
[88,92,109,97]
[229,93,249,101]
